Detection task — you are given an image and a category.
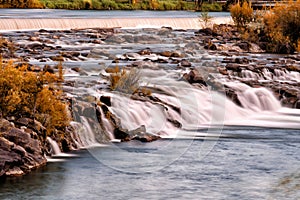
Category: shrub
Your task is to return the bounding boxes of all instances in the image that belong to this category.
[262,0,300,52]
[109,66,140,94]
[199,12,213,28]
[0,60,69,133]
[230,1,253,28]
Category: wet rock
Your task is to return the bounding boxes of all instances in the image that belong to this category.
[180,59,192,67]
[138,48,152,55]
[71,67,81,73]
[134,35,160,44]
[225,87,242,106]
[100,96,111,107]
[160,51,172,57]
[29,36,39,41]
[183,69,207,85]
[225,63,242,72]
[43,65,55,73]
[218,67,228,75]
[132,133,161,142]
[105,35,126,43]
[113,127,130,141]
[235,41,252,51]
[204,42,217,50]
[196,28,215,36]
[50,55,64,62]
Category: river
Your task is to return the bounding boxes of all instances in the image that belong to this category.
[0,9,299,200]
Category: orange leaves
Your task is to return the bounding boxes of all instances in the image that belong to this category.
[230,1,254,29]
[0,60,69,133]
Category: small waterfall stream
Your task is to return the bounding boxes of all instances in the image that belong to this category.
[47,137,62,155]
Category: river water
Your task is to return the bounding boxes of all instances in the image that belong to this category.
[0,128,299,199]
[0,9,299,200]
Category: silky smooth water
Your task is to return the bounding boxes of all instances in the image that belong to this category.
[0,128,299,200]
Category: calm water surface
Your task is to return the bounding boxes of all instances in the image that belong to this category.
[0,128,299,200]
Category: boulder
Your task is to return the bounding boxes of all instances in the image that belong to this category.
[183,69,207,86]
[100,96,111,107]
[113,127,130,142]
[180,59,192,67]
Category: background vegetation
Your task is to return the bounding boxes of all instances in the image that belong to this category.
[0,0,224,11]
[230,0,300,53]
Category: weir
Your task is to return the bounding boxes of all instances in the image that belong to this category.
[0,17,232,30]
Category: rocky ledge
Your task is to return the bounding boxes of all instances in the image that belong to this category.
[0,118,46,177]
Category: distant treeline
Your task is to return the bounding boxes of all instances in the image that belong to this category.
[0,0,44,8]
[0,0,224,11]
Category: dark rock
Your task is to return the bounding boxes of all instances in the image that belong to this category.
[204,42,217,50]
[225,63,242,72]
[197,28,215,36]
[43,65,55,73]
[171,52,182,57]
[28,65,42,72]
[71,67,81,73]
[277,43,295,54]
[50,56,64,62]
[100,96,111,107]
[113,127,130,141]
[132,133,161,142]
[225,88,242,106]
[236,42,251,51]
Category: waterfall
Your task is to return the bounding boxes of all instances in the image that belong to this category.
[47,137,62,155]
[0,17,232,31]
[225,82,281,112]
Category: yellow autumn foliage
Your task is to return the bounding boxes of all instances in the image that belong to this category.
[0,60,69,133]
[230,1,253,29]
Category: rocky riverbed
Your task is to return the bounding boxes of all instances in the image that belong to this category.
[1,24,300,177]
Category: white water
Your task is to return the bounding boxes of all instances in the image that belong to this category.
[46,137,62,155]
[106,69,300,139]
